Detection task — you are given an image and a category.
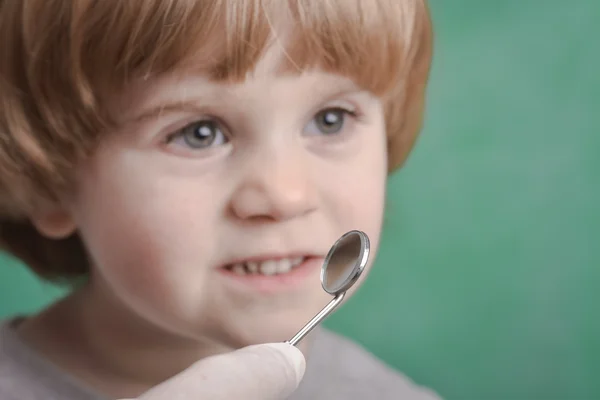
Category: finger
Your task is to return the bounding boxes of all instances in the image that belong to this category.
[138,342,306,400]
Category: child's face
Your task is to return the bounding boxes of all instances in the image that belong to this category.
[57,45,388,348]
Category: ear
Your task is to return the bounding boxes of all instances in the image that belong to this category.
[30,205,76,239]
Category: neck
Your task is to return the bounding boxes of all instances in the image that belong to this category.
[16,279,315,398]
[17,280,227,398]
[79,280,230,381]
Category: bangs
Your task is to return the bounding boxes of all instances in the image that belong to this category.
[284,0,424,96]
[68,0,427,104]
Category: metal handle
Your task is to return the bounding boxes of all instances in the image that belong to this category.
[285,291,346,346]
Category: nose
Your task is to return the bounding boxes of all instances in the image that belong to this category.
[229,148,318,222]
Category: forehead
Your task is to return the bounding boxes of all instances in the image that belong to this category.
[122,1,408,91]
[114,64,365,129]
[96,0,418,126]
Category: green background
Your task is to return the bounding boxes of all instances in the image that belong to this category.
[1,0,598,399]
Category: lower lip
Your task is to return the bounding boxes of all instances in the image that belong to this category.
[217,257,323,294]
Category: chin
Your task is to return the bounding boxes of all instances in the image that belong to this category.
[186,290,331,349]
[211,312,312,349]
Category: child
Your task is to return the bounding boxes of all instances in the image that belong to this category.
[0,0,439,399]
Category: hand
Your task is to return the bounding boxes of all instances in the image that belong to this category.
[125,342,306,400]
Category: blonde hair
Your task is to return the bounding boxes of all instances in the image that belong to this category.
[0,0,433,281]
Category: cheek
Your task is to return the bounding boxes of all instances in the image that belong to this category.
[70,156,224,319]
[326,128,387,229]
[321,126,388,280]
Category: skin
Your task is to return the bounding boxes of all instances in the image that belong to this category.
[17,42,389,398]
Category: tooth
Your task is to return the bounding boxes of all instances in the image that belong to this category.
[276,259,292,274]
[232,264,246,275]
[246,261,259,274]
[291,257,304,267]
[259,260,278,275]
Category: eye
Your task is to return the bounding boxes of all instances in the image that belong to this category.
[167,119,228,149]
[305,107,355,136]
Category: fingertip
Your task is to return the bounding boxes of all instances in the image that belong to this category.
[249,342,307,386]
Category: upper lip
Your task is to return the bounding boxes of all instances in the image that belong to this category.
[218,252,324,268]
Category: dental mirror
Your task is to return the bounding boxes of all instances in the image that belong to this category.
[286,230,370,346]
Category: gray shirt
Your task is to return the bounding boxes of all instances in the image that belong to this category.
[0,318,441,399]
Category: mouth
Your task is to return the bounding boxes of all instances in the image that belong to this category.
[217,255,323,293]
[223,256,306,276]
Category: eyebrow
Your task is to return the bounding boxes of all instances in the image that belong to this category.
[127,101,209,125]
[125,85,369,126]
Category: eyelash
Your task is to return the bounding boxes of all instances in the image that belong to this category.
[163,105,361,150]
[164,117,228,147]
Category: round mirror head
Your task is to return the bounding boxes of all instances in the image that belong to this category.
[320,230,370,296]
